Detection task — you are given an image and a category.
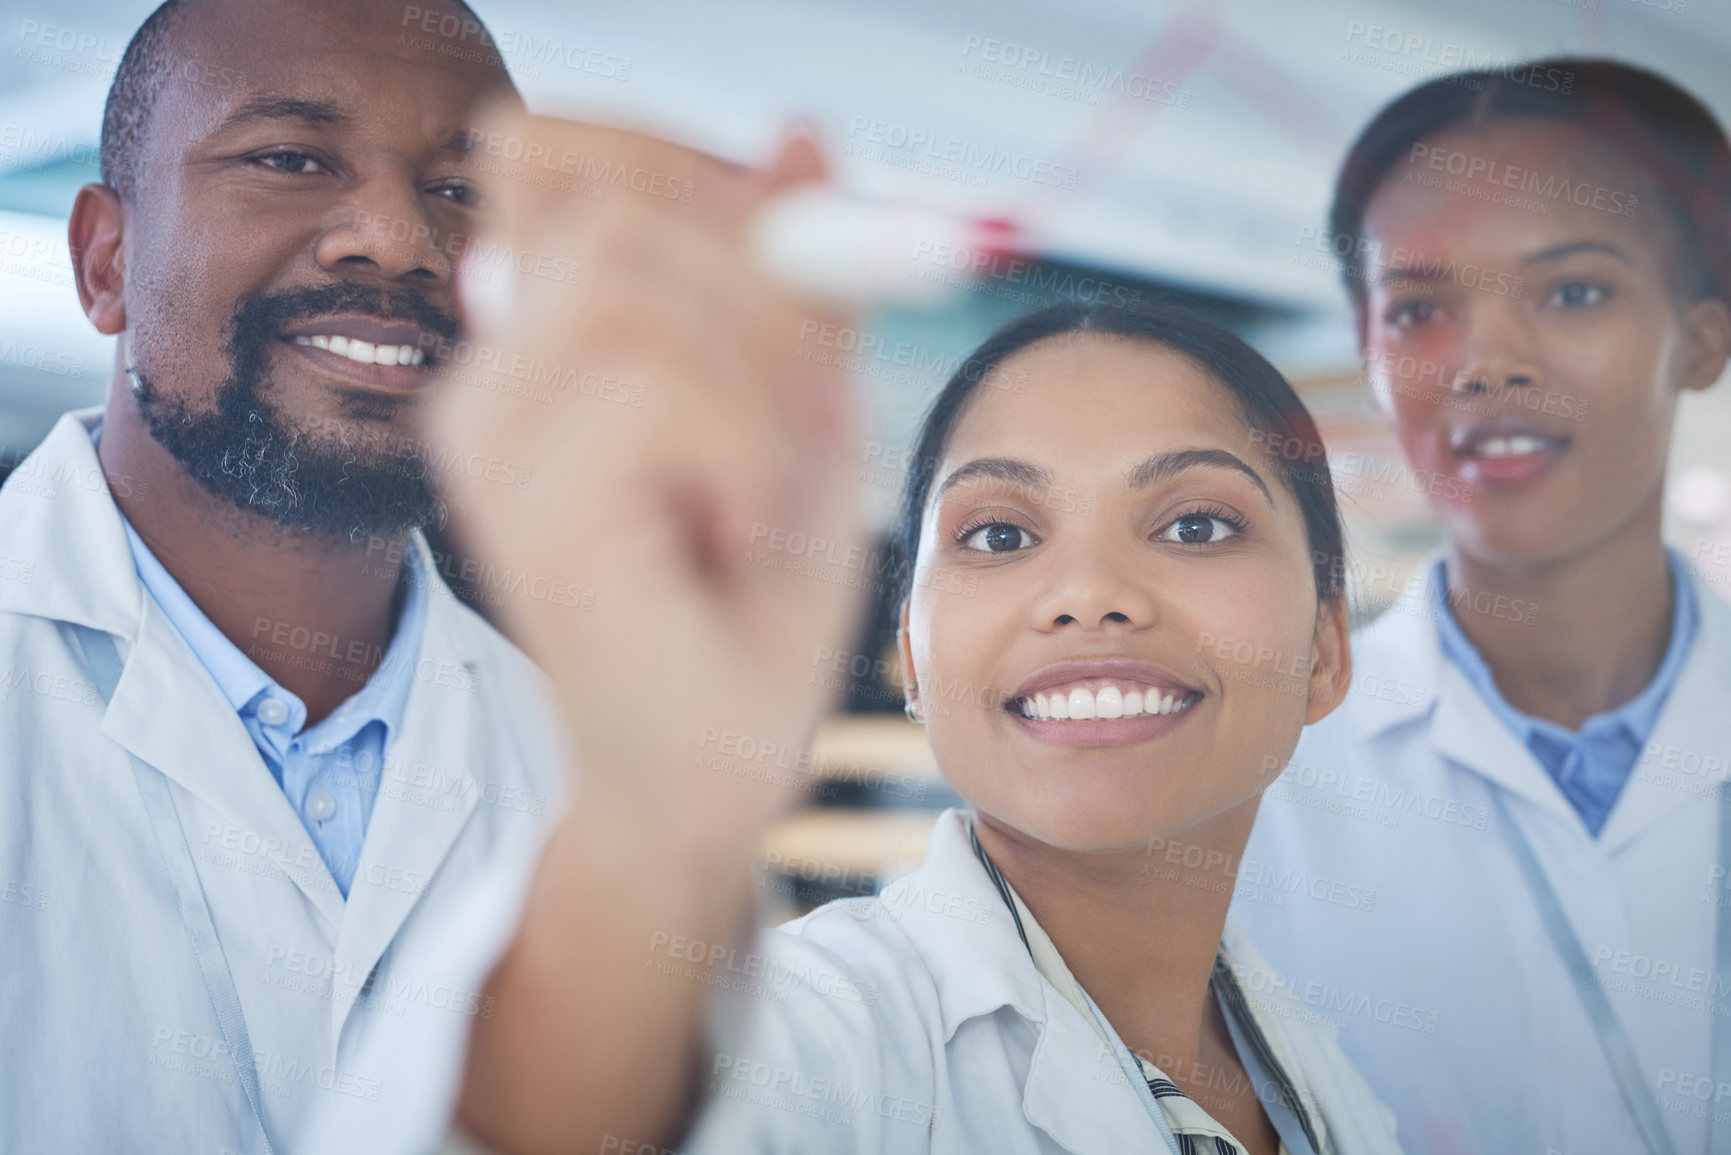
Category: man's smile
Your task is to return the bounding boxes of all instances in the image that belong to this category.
[279,313,443,392]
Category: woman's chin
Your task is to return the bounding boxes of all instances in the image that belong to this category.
[982,799,1200,858]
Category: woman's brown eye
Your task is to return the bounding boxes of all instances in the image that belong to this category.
[962,523,1032,553]
[1161,514,1237,544]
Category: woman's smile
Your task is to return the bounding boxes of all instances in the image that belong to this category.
[1003,657,1204,748]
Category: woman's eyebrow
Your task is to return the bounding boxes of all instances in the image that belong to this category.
[934,457,1053,502]
[1128,448,1274,506]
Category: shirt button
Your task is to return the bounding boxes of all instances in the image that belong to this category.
[306,789,337,822]
[257,698,290,726]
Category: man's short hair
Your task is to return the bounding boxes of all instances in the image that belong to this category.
[100,0,193,202]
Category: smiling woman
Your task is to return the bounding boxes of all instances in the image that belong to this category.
[672,303,1398,1155]
[1236,60,1731,1155]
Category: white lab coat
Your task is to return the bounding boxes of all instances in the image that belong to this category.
[0,409,564,1154]
[1236,559,1731,1155]
[679,809,1401,1154]
[312,806,1401,1155]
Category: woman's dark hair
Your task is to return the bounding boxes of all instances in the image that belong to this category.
[889,301,1344,606]
[1331,58,1731,319]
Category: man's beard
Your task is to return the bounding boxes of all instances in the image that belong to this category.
[132,283,460,539]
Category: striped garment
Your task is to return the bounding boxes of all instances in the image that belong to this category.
[968,822,1322,1155]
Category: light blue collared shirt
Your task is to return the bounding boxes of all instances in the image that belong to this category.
[104,442,428,897]
[1432,550,1698,837]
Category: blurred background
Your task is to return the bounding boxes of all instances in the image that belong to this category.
[5,0,1731,917]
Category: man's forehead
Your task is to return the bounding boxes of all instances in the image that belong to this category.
[165,0,510,125]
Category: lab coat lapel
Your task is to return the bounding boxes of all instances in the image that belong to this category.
[102,594,348,929]
[2,409,346,926]
[889,814,1167,1153]
[329,556,481,1042]
[1020,985,1158,1154]
[1599,570,1731,852]
[1368,560,1580,828]
[0,409,140,635]
[1428,658,1581,828]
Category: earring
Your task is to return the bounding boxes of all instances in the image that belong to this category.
[903,684,924,723]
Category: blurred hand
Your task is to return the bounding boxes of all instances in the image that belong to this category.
[427,109,864,848]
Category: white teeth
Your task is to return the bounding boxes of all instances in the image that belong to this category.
[1476,434,1548,458]
[290,335,423,368]
[1017,683,1195,721]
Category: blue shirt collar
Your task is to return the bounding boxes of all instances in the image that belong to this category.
[117,509,428,755]
[1431,548,1698,749]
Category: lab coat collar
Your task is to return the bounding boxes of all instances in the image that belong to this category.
[328,535,484,1041]
[0,409,351,925]
[1598,567,1731,852]
[0,408,141,634]
[1352,559,1581,828]
[2,408,497,1007]
[884,811,1161,1153]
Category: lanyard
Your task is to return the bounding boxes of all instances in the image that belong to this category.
[969,820,1321,1155]
[1077,984,1185,1155]
[1214,960,1325,1155]
[1493,788,1731,1155]
[73,624,276,1155]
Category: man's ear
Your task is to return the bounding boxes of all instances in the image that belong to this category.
[69,183,126,336]
[1679,296,1731,395]
[1304,591,1353,725]
[895,599,919,715]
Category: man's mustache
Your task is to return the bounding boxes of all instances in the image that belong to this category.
[227,282,462,348]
